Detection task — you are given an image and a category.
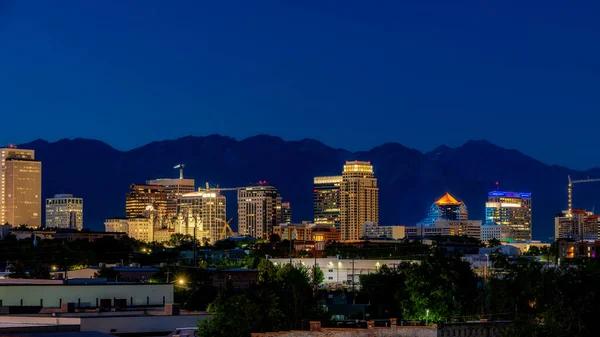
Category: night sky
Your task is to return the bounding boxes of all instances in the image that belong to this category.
[1,1,599,169]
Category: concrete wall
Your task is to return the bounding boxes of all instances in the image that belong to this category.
[80,314,211,334]
[251,327,437,337]
[0,284,173,307]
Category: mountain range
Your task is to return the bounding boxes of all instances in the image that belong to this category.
[17,135,600,241]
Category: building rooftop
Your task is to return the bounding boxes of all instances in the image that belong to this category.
[435,192,461,206]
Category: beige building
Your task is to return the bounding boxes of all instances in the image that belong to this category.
[362,222,405,239]
[127,217,154,242]
[340,161,378,240]
[148,178,195,225]
[238,185,282,239]
[104,218,128,233]
[45,194,83,230]
[1,147,42,228]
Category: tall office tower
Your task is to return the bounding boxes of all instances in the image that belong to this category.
[423,193,468,226]
[45,194,83,230]
[555,209,599,241]
[179,189,226,243]
[281,202,292,224]
[238,185,282,239]
[340,161,379,241]
[486,191,532,241]
[1,147,42,228]
[125,184,167,222]
[148,178,195,225]
[313,176,342,230]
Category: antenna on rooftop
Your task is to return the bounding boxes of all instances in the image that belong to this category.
[174,164,185,179]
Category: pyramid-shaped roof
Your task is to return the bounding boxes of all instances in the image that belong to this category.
[435,192,461,205]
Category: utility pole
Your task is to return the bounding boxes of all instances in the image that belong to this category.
[351,258,355,292]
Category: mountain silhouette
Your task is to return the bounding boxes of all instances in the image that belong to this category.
[17,135,600,241]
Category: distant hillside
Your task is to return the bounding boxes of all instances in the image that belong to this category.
[18,135,600,240]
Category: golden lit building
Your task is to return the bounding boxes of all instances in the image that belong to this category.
[1,147,42,228]
[148,178,195,225]
[313,176,342,230]
[340,161,378,240]
[125,184,167,221]
[126,217,154,242]
[238,185,282,239]
[179,189,226,243]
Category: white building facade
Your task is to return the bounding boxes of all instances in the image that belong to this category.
[45,194,83,230]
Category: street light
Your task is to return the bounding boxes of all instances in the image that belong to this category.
[177,278,185,286]
[51,265,57,271]
[484,254,489,280]
[426,309,429,326]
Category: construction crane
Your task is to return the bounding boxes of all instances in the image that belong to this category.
[568,175,600,216]
[174,164,185,179]
[202,182,238,192]
[218,218,235,240]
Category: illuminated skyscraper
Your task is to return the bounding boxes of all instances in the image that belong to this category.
[237,185,282,239]
[281,201,292,224]
[45,194,83,230]
[148,178,195,225]
[1,147,42,228]
[179,189,226,243]
[125,184,167,221]
[313,176,342,230]
[485,191,532,241]
[340,161,379,240]
[422,193,468,226]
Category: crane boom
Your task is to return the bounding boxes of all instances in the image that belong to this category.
[568,175,600,215]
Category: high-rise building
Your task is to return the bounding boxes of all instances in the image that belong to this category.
[313,176,342,230]
[422,193,468,226]
[45,194,83,230]
[179,189,226,243]
[281,202,292,224]
[485,191,532,241]
[147,178,195,225]
[555,209,599,241]
[1,147,42,228]
[238,185,282,239]
[125,184,167,222]
[340,161,379,241]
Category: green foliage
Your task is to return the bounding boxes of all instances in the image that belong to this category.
[199,260,325,336]
[487,257,600,336]
[403,252,480,323]
[359,263,410,319]
[523,245,541,256]
[93,266,119,280]
[487,238,501,248]
[324,240,429,259]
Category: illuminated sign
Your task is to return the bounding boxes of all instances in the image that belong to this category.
[500,203,521,208]
[488,191,531,198]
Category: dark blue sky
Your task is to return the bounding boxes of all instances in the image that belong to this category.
[2,1,599,169]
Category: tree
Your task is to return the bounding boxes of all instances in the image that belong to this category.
[199,260,325,336]
[94,266,119,281]
[360,263,410,319]
[269,234,281,244]
[524,245,541,256]
[487,238,501,248]
[403,252,480,323]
